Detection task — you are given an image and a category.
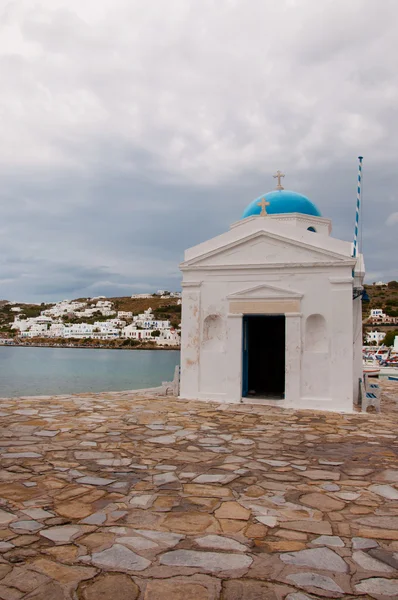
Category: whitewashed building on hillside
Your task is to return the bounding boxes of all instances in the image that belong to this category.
[122,325,153,341]
[156,329,181,346]
[118,311,133,319]
[365,330,385,345]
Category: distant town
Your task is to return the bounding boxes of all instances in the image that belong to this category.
[362,280,398,349]
[0,291,182,349]
[1,281,397,350]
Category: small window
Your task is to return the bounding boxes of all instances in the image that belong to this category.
[307,226,316,232]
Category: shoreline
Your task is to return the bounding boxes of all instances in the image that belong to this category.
[0,384,170,401]
[0,343,180,351]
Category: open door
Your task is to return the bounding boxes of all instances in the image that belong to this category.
[242,315,285,399]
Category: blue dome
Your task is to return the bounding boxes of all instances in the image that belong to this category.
[242,190,321,219]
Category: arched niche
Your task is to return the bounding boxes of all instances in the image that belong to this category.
[307,226,317,232]
[202,314,224,352]
[305,313,327,352]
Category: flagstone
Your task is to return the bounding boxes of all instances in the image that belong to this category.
[10,520,43,533]
[281,547,348,572]
[160,549,252,572]
[40,525,85,543]
[153,472,179,486]
[214,502,250,521]
[116,536,159,551]
[352,536,379,550]
[322,483,340,491]
[354,577,398,596]
[80,573,140,600]
[81,511,107,525]
[130,494,157,509]
[79,532,115,551]
[222,580,293,599]
[275,529,307,541]
[195,535,247,552]
[42,545,81,563]
[76,476,115,486]
[0,509,17,526]
[183,484,233,498]
[353,550,396,573]
[260,459,289,467]
[0,567,50,593]
[135,530,184,547]
[355,515,398,529]
[377,469,398,482]
[0,565,13,582]
[255,516,277,527]
[335,491,361,501]
[55,500,94,519]
[357,527,398,540]
[34,430,60,437]
[30,558,97,584]
[143,579,214,600]
[22,508,54,520]
[163,512,219,534]
[86,543,151,572]
[150,435,177,444]
[193,474,237,484]
[369,484,398,500]
[2,452,42,459]
[259,540,306,552]
[312,535,344,547]
[0,541,14,551]
[279,520,332,535]
[301,470,340,481]
[299,492,345,511]
[74,451,114,460]
[96,458,131,467]
[11,534,40,547]
[286,572,344,593]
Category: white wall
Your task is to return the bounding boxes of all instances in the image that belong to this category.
[180,215,362,413]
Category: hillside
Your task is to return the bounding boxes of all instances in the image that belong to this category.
[0,303,54,335]
[363,282,398,320]
[0,296,182,337]
[108,296,181,328]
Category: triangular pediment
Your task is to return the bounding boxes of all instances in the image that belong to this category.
[181,231,350,269]
[227,283,303,300]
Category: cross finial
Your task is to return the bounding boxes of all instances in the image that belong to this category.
[273,170,285,190]
[257,196,270,216]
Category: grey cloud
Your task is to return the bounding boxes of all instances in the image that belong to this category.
[0,0,397,302]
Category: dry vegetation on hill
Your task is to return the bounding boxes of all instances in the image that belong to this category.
[363,282,398,319]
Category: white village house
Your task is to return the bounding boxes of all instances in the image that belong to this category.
[179,173,365,412]
[365,330,385,345]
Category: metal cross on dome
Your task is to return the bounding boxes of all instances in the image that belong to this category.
[257,197,270,216]
[273,170,285,190]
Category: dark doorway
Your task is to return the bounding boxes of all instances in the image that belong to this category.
[242,315,285,398]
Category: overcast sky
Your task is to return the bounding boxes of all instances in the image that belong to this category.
[0,0,397,302]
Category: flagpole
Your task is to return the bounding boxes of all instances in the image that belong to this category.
[353,156,363,258]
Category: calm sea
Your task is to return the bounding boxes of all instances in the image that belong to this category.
[0,346,180,398]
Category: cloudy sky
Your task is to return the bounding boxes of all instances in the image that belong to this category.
[0,0,397,302]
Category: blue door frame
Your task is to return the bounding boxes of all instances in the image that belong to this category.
[242,316,249,397]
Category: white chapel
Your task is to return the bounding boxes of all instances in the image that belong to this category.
[179,172,365,412]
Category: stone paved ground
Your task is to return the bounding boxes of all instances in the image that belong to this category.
[1,381,398,599]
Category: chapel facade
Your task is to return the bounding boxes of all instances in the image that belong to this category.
[179,173,365,412]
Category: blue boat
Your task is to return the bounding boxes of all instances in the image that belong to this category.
[388,376,398,381]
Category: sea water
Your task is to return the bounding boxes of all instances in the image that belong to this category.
[0,346,180,398]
